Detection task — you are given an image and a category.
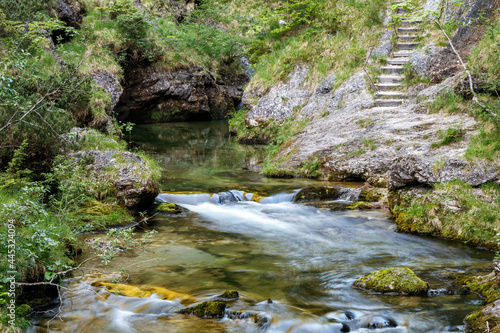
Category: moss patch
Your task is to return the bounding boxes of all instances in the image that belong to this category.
[353,267,429,295]
[156,203,183,214]
[179,301,226,319]
[389,181,500,250]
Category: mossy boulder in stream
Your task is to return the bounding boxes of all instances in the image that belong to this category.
[466,300,500,333]
[156,202,184,214]
[353,267,429,295]
[293,186,341,202]
[218,290,239,300]
[179,301,226,318]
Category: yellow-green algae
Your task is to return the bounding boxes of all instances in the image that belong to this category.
[353,267,429,295]
[93,282,197,305]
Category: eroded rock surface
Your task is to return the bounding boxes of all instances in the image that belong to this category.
[115,66,245,123]
[245,65,311,126]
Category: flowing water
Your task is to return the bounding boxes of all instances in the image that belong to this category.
[31,121,493,333]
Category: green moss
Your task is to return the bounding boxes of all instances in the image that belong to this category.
[450,273,500,304]
[179,301,226,318]
[156,203,182,214]
[353,267,429,295]
[466,302,500,333]
[81,200,114,216]
[220,290,239,299]
[389,181,500,250]
[346,201,369,210]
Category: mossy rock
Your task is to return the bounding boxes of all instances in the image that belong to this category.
[358,187,387,203]
[179,301,226,318]
[293,186,341,202]
[156,202,184,214]
[353,267,429,295]
[217,290,239,300]
[448,272,500,304]
[465,300,500,333]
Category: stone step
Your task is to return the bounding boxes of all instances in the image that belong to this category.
[375,91,406,99]
[371,106,400,112]
[375,83,402,91]
[398,34,418,41]
[375,99,404,107]
[378,74,404,83]
[398,27,420,33]
[395,42,419,50]
[400,19,423,26]
[393,50,413,57]
[387,57,410,65]
[381,65,404,74]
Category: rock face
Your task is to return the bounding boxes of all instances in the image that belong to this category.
[353,267,430,295]
[92,71,123,111]
[56,0,82,29]
[71,150,159,211]
[245,65,312,126]
[389,157,498,190]
[115,66,245,123]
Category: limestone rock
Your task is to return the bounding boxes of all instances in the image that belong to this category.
[389,156,499,190]
[56,0,82,29]
[245,65,311,126]
[353,267,429,295]
[92,71,123,111]
[372,30,393,58]
[71,149,159,210]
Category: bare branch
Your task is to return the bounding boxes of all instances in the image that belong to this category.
[435,20,497,118]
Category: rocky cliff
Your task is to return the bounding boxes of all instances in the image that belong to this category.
[114,66,245,124]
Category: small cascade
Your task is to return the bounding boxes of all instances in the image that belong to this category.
[338,187,362,202]
[259,190,299,204]
[156,189,299,206]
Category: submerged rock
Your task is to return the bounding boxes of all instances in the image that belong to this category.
[179,301,226,318]
[353,267,429,296]
[216,191,238,205]
[218,290,239,300]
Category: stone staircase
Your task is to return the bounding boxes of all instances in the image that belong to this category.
[374,3,422,110]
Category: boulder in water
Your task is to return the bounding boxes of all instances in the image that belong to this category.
[293,186,342,202]
[156,202,185,214]
[217,290,239,300]
[353,267,429,296]
[217,191,238,205]
[179,301,226,318]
